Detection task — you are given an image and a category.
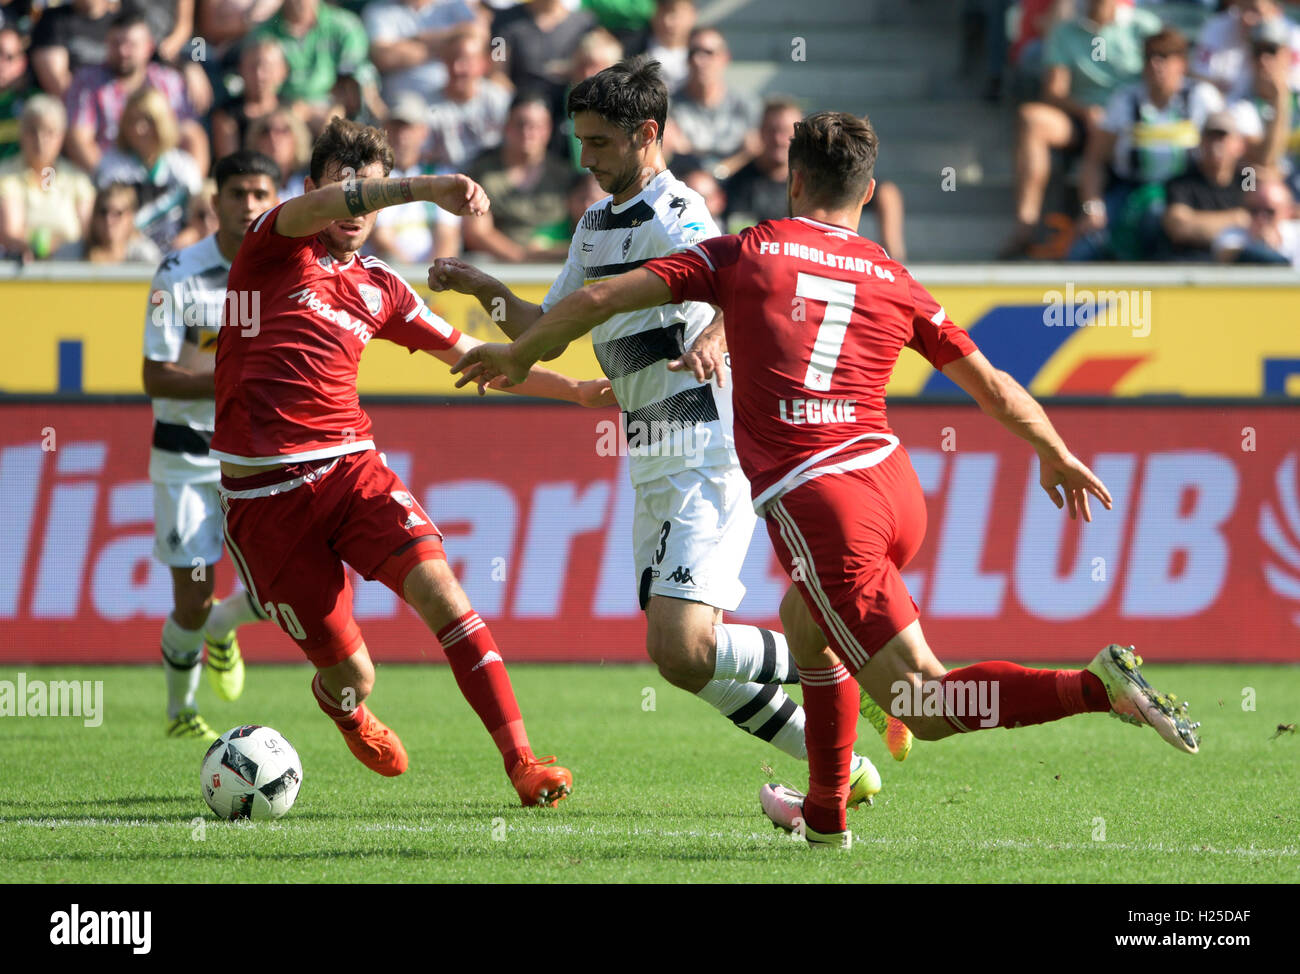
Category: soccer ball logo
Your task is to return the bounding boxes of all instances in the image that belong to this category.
[200,725,303,821]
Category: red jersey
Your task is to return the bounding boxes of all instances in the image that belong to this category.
[645,216,977,508]
[212,203,462,464]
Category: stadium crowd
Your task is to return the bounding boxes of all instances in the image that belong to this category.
[973,0,1300,263]
[0,0,909,265]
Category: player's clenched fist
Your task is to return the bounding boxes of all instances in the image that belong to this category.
[429,174,489,217]
[428,257,491,296]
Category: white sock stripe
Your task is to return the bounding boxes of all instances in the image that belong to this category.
[771,501,871,672]
[440,614,485,647]
[799,665,852,687]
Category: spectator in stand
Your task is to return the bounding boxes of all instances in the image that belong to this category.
[723,98,907,257]
[364,0,477,105]
[251,0,383,131]
[171,175,218,249]
[638,0,694,93]
[556,27,623,167]
[141,0,214,121]
[211,37,289,161]
[94,86,202,252]
[0,26,37,160]
[681,166,724,222]
[1244,18,1300,186]
[1162,110,1290,261]
[55,180,162,262]
[0,94,95,260]
[64,11,209,177]
[247,106,313,201]
[1000,0,1162,257]
[493,0,596,123]
[462,91,573,262]
[1244,171,1300,264]
[368,93,461,262]
[1193,0,1300,97]
[582,0,654,53]
[666,27,759,178]
[28,0,118,98]
[195,0,283,103]
[427,25,511,169]
[1007,0,1068,99]
[1072,27,1257,260]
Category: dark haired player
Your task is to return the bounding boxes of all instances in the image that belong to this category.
[213,118,611,806]
[453,110,1201,845]
[144,151,281,742]
[432,56,903,809]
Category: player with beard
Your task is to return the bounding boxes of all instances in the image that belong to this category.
[431,57,909,810]
[212,117,612,805]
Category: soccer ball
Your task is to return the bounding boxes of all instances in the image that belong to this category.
[200,725,302,821]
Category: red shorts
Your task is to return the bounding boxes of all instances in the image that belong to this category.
[764,444,926,673]
[219,449,445,667]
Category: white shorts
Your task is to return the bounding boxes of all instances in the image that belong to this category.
[153,480,225,568]
[633,463,757,612]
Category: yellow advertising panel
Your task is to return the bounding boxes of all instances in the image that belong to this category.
[3,270,1299,397]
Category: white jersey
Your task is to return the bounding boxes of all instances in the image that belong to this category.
[142,234,229,485]
[542,169,738,485]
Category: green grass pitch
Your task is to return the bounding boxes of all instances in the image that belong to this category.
[1,663,1297,883]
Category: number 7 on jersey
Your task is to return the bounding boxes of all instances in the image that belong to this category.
[798,272,856,393]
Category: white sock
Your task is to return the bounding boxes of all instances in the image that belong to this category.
[204,589,264,641]
[696,678,807,760]
[713,624,796,684]
[161,615,204,719]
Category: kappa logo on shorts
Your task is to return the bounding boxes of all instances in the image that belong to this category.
[391,490,414,509]
[665,566,695,585]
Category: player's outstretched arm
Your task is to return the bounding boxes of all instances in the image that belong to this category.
[275,173,489,239]
[429,333,614,406]
[942,351,1113,521]
[450,268,671,391]
[427,258,550,346]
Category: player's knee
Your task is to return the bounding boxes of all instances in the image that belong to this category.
[645,628,712,692]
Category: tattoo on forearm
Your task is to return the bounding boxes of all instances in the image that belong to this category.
[343,179,415,217]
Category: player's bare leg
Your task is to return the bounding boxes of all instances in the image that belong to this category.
[314,643,408,777]
[645,594,881,807]
[855,620,1199,753]
[402,557,571,806]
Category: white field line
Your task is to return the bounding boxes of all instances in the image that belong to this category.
[7,817,1299,860]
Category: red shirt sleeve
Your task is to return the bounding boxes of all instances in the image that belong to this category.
[643,232,745,305]
[240,202,312,264]
[379,289,462,355]
[904,275,977,370]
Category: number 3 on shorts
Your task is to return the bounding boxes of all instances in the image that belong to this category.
[262,600,306,639]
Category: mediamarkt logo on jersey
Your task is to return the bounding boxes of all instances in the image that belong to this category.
[0,404,1296,663]
[287,286,375,344]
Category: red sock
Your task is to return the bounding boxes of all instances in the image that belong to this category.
[312,672,364,731]
[437,611,533,774]
[799,664,858,835]
[938,662,1109,732]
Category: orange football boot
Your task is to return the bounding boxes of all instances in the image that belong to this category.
[338,706,409,776]
[510,755,572,807]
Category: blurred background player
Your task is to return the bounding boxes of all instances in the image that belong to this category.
[142,149,281,742]
[436,57,906,805]
[456,110,1203,849]
[213,117,612,805]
